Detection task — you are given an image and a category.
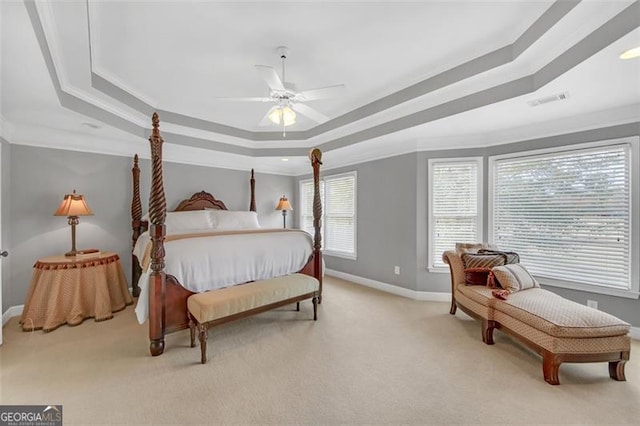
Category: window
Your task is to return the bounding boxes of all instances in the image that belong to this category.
[490,139,639,298]
[428,158,482,270]
[299,171,357,259]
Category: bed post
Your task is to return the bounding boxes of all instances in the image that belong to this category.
[148,113,167,356]
[249,168,256,212]
[310,148,323,303]
[131,154,143,297]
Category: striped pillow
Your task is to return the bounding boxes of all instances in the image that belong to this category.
[461,252,506,270]
[491,264,540,293]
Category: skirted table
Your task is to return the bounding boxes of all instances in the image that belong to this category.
[20,252,133,332]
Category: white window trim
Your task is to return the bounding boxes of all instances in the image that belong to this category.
[428,157,483,272]
[488,137,640,299]
[299,171,358,261]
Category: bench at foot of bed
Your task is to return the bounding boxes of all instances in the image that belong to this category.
[187,273,320,364]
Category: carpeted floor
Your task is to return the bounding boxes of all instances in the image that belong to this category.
[1,275,639,425]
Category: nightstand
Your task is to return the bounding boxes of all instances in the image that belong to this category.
[20,252,133,332]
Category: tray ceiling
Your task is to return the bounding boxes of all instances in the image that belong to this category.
[2,0,639,174]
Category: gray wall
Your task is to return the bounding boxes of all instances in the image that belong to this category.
[4,122,640,327]
[3,144,294,311]
[301,153,418,290]
[299,123,640,327]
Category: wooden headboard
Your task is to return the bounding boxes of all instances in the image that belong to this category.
[173,191,228,211]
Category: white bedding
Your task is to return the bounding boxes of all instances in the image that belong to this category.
[134,229,314,323]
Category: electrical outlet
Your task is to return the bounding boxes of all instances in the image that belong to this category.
[394,266,400,275]
[587,300,598,310]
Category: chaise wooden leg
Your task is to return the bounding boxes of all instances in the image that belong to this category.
[449,300,457,315]
[189,316,196,348]
[296,302,300,312]
[312,296,318,321]
[542,350,561,385]
[609,360,627,381]
[198,323,209,364]
[481,319,495,345]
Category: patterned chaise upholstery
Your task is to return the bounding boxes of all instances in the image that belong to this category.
[443,248,631,385]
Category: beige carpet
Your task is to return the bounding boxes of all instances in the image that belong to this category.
[1,275,639,425]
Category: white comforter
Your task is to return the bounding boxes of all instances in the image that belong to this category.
[134,229,314,323]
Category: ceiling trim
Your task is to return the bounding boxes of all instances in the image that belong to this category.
[29,1,572,137]
[25,0,639,158]
[82,0,578,140]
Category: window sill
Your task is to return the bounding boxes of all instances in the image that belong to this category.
[537,277,640,300]
[324,251,357,261]
[427,267,450,274]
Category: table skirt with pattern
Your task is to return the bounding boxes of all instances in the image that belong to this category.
[20,253,133,332]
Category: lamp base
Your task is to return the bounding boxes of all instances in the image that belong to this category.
[65,248,99,257]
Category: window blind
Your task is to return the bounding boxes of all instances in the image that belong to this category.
[430,160,480,268]
[492,144,630,290]
[324,174,356,255]
[300,172,356,258]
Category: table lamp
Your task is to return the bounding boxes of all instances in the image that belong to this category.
[275,195,293,229]
[54,190,94,256]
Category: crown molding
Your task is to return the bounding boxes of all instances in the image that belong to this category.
[5,120,306,176]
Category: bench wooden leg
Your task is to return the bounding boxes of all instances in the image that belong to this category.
[296,302,300,312]
[198,323,209,364]
[312,296,318,321]
[189,316,196,348]
[482,319,495,345]
[542,350,561,385]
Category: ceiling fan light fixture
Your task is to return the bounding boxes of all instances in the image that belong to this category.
[281,105,296,126]
[268,107,282,125]
[268,105,296,127]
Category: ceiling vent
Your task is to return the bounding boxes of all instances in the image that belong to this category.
[527,92,570,107]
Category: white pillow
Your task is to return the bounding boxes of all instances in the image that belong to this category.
[209,210,260,230]
[491,264,540,293]
[164,210,215,233]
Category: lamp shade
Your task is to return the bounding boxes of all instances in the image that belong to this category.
[54,190,93,217]
[275,195,293,211]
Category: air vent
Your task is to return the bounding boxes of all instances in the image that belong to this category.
[527,92,570,107]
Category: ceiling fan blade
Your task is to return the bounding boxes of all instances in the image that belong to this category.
[291,103,329,123]
[255,65,285,92]
[215,96,273,102]
[296,84,346,101]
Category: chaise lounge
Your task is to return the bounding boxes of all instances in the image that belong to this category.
[443,245,631,385]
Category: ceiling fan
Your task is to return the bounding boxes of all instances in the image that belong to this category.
[220,46,345,134]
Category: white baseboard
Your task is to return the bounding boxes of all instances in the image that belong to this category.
[325,269,451,303]
[2,305,23,326]
[325,269,640,340]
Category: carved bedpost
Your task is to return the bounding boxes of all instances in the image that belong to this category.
[249,169,256,212]
[148,113,167,356]
[131,154,143,297]
[309,148,323,303]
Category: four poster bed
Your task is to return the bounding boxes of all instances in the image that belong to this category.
[131,113,323,356]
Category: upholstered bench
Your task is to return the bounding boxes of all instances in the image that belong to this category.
[443,249,631,385]
[187,273,320,364]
